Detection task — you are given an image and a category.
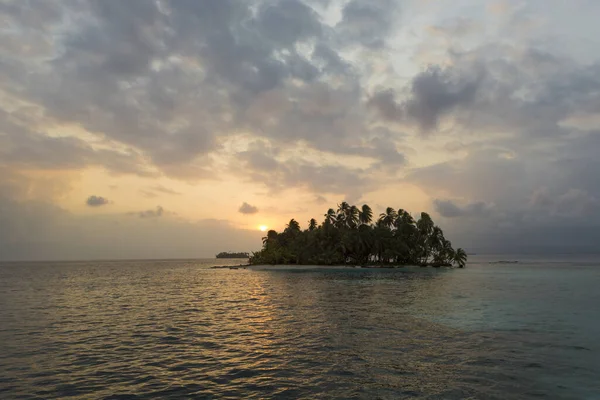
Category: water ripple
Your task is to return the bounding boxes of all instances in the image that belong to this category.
[1,259,599,399]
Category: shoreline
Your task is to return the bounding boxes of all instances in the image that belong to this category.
[210,264,457,271]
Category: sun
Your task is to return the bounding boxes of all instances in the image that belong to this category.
[259,225,268,232]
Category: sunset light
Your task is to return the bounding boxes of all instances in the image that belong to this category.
[2,1,599,399]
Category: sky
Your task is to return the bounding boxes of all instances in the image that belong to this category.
[1,0,600,260]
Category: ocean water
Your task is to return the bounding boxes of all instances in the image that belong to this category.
[0,256,599,399]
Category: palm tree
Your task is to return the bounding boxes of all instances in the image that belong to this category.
[337,201,350,214]
[429,226,444,251]
[324,208,336,225]
[251,203,466,268]
[396,209,414,226]
[347,205,359,228]
[359,204,373,225]
[286,219,301,233]
[453,248,467,268]
[262,229,279,247]
[417,212,434,236]
[378,207,397,229]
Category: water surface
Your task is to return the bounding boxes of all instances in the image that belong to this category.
[1,256,599,399]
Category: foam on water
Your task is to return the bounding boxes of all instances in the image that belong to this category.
[1,257,599,399]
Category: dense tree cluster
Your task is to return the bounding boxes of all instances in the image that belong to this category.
[216,252,250,259]
[250,203,467,267]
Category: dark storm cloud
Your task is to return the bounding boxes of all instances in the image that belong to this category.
[86,196,109,207]
[238,202,259,215]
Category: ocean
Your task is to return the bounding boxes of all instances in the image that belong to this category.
[0,256,599,399]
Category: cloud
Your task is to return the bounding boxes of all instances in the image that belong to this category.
[238,202,259,215]
[0,109,157,177]
[427,18,480,37]
[150,185,181,196]
[2,0,600,255]
[139,190,157,199]
[235,141,373,199]
[135,206,164,219]
[433,199,495,218]
[369,65,483,132]
[314,195,328,205]
[0,196,262,261]
[86,196,109,207]
[140,185,182,198]
[0,0,407,186]
[530,188,598,217]
[336,0,398,49]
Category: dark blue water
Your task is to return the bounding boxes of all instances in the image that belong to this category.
[1,257,599,399]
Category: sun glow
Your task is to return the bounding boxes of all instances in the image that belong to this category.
[259,225,268,232]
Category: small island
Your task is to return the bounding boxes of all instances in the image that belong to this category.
[249,203,467,268]
[216,252,250,259]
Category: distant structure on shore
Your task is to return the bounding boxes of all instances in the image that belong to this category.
[216,252,250,259]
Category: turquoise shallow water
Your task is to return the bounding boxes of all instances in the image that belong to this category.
[1,256,599,399]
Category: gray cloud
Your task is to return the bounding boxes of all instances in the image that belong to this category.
[433,199,495,218]
[0,109,157,177]
[369,66,483,132]
[86,195,109,207]
[236,141,372,200]
[3,1,600,255]
[428,17,480,37]
[398,41,600,251]
[141,185,182,198]
[239,202,259,215]
[314,195,328,205]
[133,206,164,219]
[336,0,397,49]
[0,0,405,185]
[530,188,598,217]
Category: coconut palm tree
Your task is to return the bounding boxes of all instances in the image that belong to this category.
[417,212,434,236]
[324,208,336,225]
[359,204,373,225]
[396,209,414,226]
[337,201,350,214]
[347,205,359,228]
[250,203,466,268]
[286,219,301,233]
[378,207,397,229]
[262,230,279,247]
[453,248,467,268]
